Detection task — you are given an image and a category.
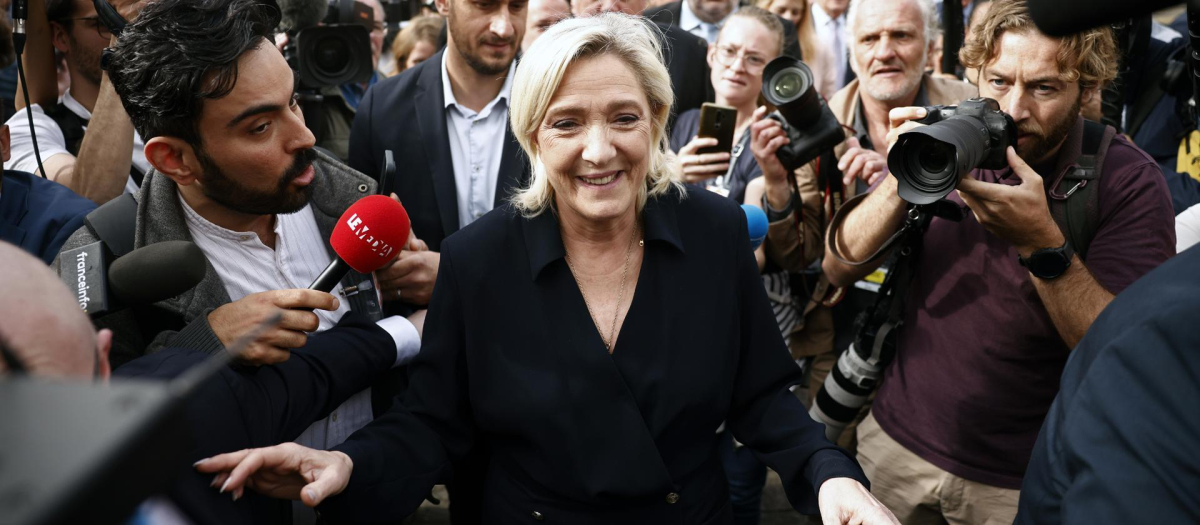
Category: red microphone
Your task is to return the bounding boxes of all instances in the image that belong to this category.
[309,195,411,292]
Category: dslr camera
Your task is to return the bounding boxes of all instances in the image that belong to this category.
[283,0,376,89]
[888,97,1016,205]
[760,57,845,171]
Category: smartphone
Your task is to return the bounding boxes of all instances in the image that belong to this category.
[378,150,396,197]
[697,103,737,156]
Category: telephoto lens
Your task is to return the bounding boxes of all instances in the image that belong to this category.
[887,97,1016,205]
[760,57,845,171]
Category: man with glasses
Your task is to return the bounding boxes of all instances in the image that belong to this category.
[4,0,149,204]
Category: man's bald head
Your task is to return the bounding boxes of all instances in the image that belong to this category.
[0,242,110,378]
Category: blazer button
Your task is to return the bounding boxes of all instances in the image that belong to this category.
[531,510,545,520]
[665,492,680,504]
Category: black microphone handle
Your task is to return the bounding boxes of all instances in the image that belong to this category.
[12,0,27,28]
[309,257,352,292]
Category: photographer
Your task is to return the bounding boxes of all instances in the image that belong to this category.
[822,0,1174,522]
[748,0,974,448]
[311,0,388,162]
[6,0,150,204]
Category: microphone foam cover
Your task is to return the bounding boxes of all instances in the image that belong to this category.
[108,241,208,306]
[742,204,769,250]
[331,195,411,274]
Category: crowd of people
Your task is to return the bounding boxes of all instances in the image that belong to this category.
[0,0,1197,523]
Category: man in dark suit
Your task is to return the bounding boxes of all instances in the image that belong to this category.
[350,0,530,310]
[644,0,803,59]
[0,240,412,524]
[0,120,96,264]
[572,0,715,125]
[349,0,529,521]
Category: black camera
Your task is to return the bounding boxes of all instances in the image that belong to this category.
[283,0,375,89]
[760,57,845,171]
[888,97,1016,205]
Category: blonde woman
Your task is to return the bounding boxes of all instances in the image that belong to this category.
[197,14,897,525]
[387,15,443,76]
[758,0,835,96]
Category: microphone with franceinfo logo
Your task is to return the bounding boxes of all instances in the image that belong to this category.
[58,241,208,318]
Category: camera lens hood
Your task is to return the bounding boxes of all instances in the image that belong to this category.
[888,116,991,205]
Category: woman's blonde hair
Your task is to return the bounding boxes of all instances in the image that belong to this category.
[389,15,443,76]
[508,13,683,217]
[756,0,818,66]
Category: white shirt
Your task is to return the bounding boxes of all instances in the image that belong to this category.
[679,0,727,44]
[812,2,848,90]
[1176,203,1200,254]
[4,89,149,195]
[442,52,514,228]
[180,196,421,450]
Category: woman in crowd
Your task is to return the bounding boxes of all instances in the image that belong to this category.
[388,15,442,76]
[197,14,896,525]
[669,9,823,524]
[757,0,833,96]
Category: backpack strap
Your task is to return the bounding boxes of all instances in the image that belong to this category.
[1048,120,1116,260]
[83,193,139,258]
[41,102,145,187]
[42,102,87,156]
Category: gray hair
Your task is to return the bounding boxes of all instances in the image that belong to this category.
[508,13,684,217]
[845,0,939,63]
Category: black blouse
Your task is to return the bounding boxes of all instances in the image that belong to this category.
[323,187,866,524]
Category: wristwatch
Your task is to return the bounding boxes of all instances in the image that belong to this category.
[761,191,797,222]
[1018,241,1074,280]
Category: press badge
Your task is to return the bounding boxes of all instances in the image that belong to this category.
[854,267,888,293]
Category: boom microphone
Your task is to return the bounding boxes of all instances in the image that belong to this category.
[58,241,207,318]
[277,0,328,32]
[309,195,411,292]
[1027,0,1183,36]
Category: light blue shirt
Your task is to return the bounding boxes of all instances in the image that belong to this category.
[812,2,848,89]
[441,53,515,228]
[679,0,732,44]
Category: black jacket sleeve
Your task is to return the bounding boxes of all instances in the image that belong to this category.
[233,311,399,443]
[724,203,868,514]
[321,252,471,521]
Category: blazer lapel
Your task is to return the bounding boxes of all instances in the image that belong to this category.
[414,51,462,239]
[493,124,527,208]
[136,172,230,322]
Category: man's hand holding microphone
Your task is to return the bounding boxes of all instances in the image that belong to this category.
[210,194,413,366]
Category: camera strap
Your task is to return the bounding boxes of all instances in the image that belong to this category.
[1047,120,1115,260]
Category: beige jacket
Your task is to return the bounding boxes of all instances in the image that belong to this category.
[765,75,978,359]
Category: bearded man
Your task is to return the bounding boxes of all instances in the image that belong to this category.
[820,0,1175,523]
[747,0,975,450]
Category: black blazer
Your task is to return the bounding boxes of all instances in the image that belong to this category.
[320,188,867,524]
[656,22,715,126]
[115,313,397,525]
[348,50,530,252]
[645,1,803,60]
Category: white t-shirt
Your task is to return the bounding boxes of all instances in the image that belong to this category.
[4,89,150,195]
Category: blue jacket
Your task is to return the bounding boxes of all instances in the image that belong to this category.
[0,170,96,264]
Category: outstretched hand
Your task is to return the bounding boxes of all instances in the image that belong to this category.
[194,442,354,507]
[818,477,900,525]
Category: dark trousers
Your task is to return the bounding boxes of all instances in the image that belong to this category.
[718,429,767,525]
